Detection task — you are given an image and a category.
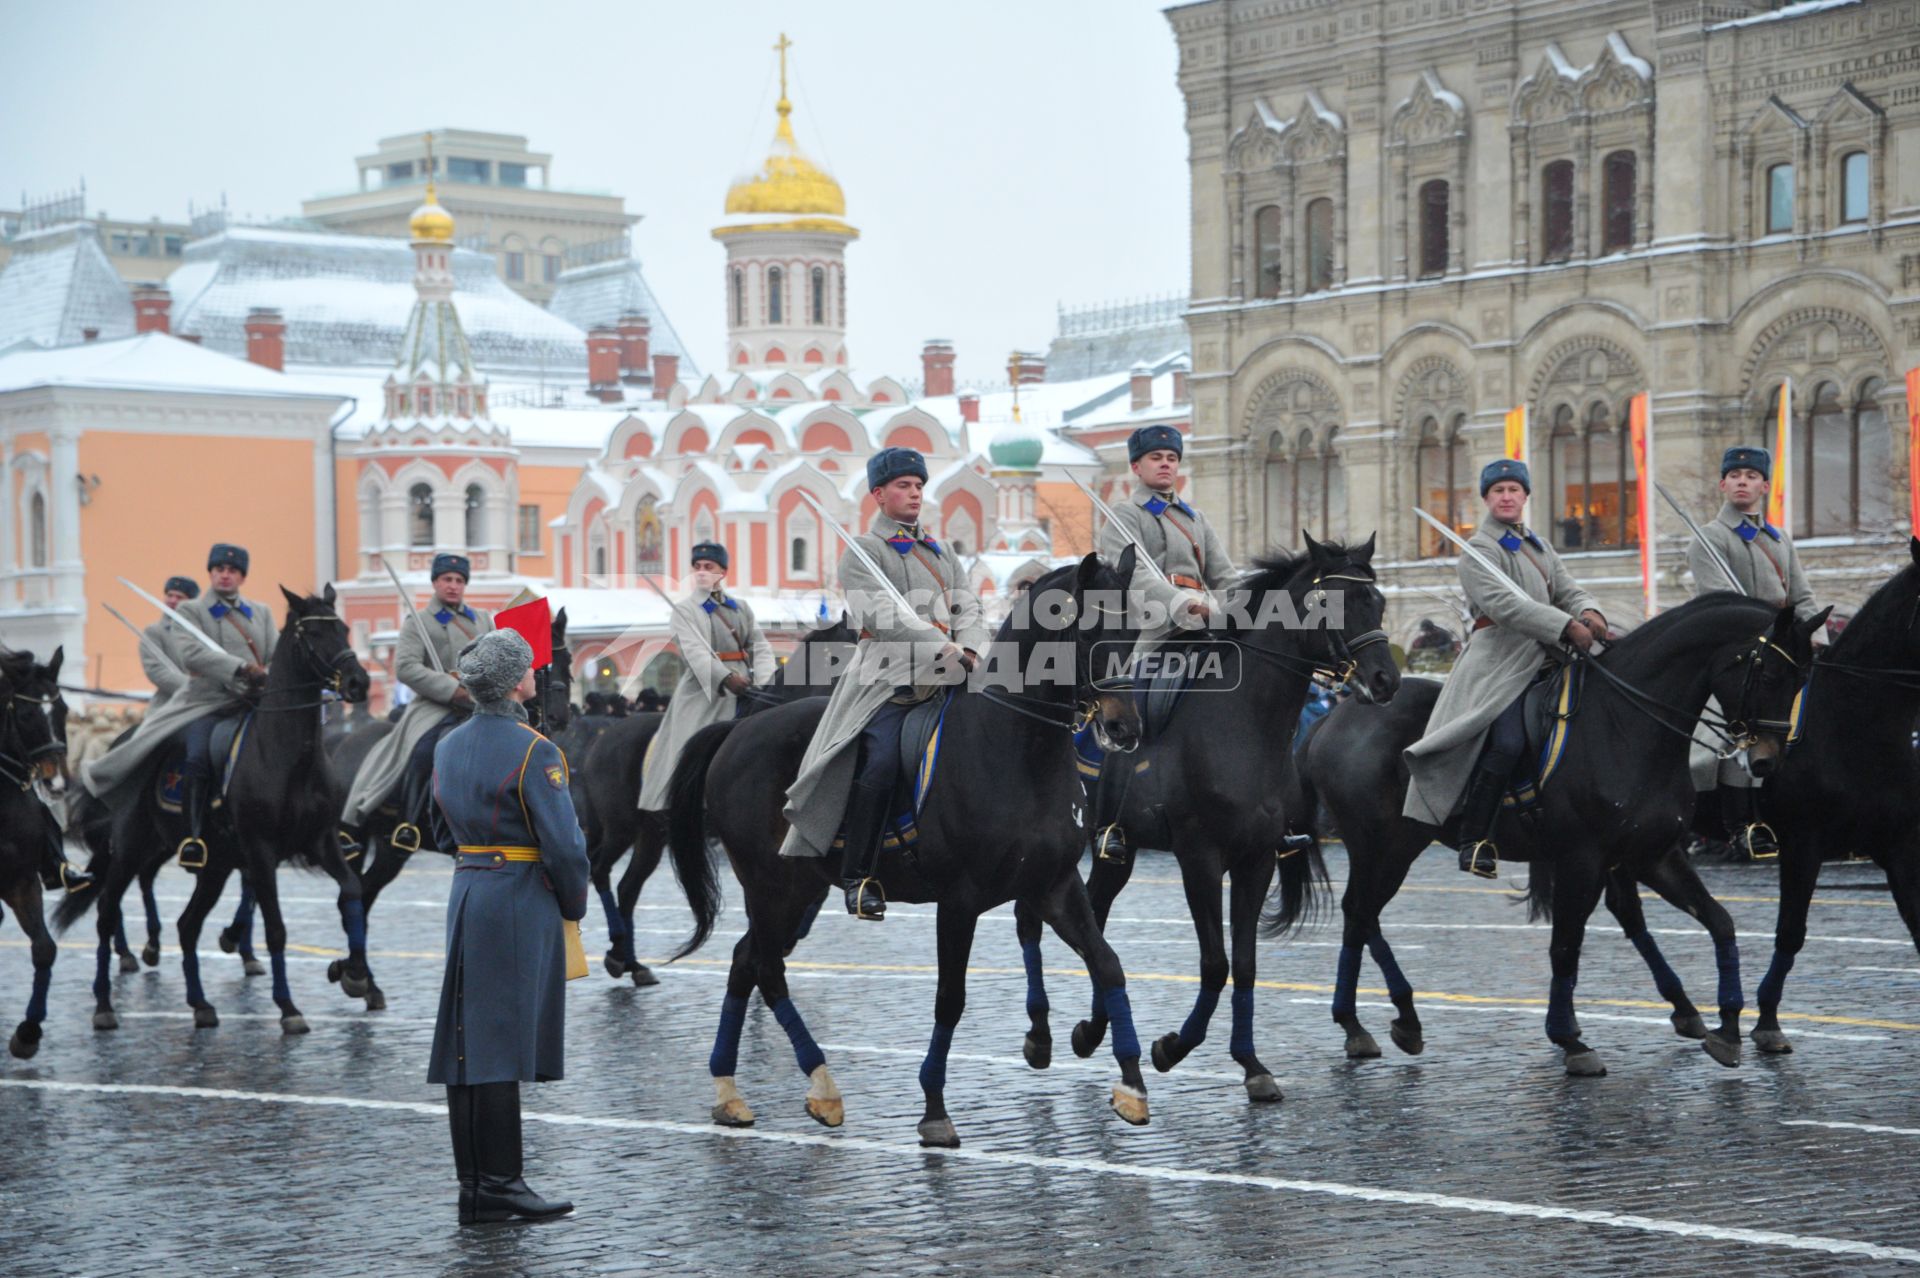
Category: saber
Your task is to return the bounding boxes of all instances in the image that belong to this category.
[634,570,729,671]
[103,601,185,672]
[1410,508,1581,661]
[1653,482,1746,597]
[116,577,225,656]
[379,555,446,675]
[797,491,924,627]
[1071,474,1174,588]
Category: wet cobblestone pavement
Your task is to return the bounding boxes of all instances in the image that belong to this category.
[4,846,1920,1276]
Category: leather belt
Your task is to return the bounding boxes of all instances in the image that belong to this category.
[1170,574,1205,592]
[1472,616,1495,632]
[858,620,950,640]
[712,650,747,661]
[457,845,541,866]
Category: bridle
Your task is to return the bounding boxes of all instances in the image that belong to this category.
[980,571,1137,742]
[257,612,362,712]
[531,643,573,731]
[1579,629,1807,759]
[0,669,66,790]
[1228,567,1390,691]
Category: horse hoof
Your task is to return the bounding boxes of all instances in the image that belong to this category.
[1110,1084,1150,1127]
[1702,1032,1741,1068]
[629,964,659,988]
[710,1099,756,1128]
[1671,1011,1709,1040]
[141,943,159,968]
[364,987,387,1012]
[118,953,141,975]
[243,959,267,978]
[9,1023,41,1059]
[1389,1020,1425,1056]
[218,928,238,955]
[1563,1048,1606,1077]
[916,1118,960,1149]
[1022,1034,1052,1071]
[340,974,369,999]
[1752,1028,1794,1055]
[603,953,626,979]
[282,1015,310,1036]
[92,1010,118,1032]
[1069,1020,1104,1059]
[1244,1073,1283,1104]
[1344,1030,1381,1059]
[805,1096,845,1128]
[326,959,343,984]
[1150,1032,1183,1074]
[193,1006,219,1029]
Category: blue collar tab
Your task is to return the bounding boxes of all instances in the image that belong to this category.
[208,599,252,621]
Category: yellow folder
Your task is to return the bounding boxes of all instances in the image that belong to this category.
[563,919,587,981]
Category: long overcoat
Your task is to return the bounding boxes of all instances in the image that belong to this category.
[1097,481,1236,644]
[636,591,776,811]
[779,517,989,859]
[139,620,188,712]
[425,710,589,1086]
[342,605,492,827]
[1402,520,1599,826]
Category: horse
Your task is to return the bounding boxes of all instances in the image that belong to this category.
[1291,592,1823,1077]
[582,611,857,987]
[1753,537,1920,1054]
[665,551,1147,1145]
[1021,534,1402,1103]
[0,647,71,1058]
[315,608,570,1009]
[55,586,373,1035]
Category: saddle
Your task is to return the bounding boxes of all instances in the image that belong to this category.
[1500,662,1582,811]
[829,689,953,858]
[155,714,252,814]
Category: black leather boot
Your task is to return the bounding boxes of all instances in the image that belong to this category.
[447,1085,478,1224]
[1453,762,1510,880]
[39,815,94,893]
[176,776,210,870]
[472,1082,571,1223]
[1721,785,1778,862]
[1090,756,1130,864]
[838,778,890,921]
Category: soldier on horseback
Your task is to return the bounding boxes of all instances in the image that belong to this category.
[1402,460,1608,878]
[1687,445,1822,860]
[341,553,492,855]
[138,575,199,713]
[635,541,776,814]
[779,446,988,921]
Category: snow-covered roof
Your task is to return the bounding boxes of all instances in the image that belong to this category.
[542,586,844,637]
[0,224,134,351]
[1604,32,1653,80]
[546,256,700,380]
[0,332,347,403]
[1709,0,1859,30]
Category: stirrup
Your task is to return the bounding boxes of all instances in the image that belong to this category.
[389,822,422,854]
[176,837,209,871]
[1739,822,1780,861]
[1459,839,1498,880]
[1276,833,1314,860]
[58,862,96,893]
[337,831,363,863]
[1094,824,1129,864]
[846,876,886,921]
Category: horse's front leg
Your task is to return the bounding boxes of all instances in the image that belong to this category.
[138,862,163,967]
[176,862,234,1028]
[247,863,308,1034]
[316,838,376,1009]
[1014,897,1051,1069]
[612,817,666,987]
[218,878,263,976]
[1069,847,1136,1058]
[1042,870,1148,1126]
[1545,855,1607,1076]
[1753,831,1823,1055]
[1148,846,1228,1077]
[1635,848,1742,1066]
[916,901,980,1147]
[4,883,54,1059]
[1227,852,1282,1101]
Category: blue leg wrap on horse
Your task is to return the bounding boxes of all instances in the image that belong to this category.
[92,936,111,1001]
[27,961,52,1023]
[771,996,827,1076]
[919,1022,955,1094]
[1545,973,1578,1041]
[270,947,292,1006]
[710,993,748,1078]
[342,898,367,954]
[141,880,161,938]
[1102,987,1141,1061]
[595,884,622,937]
[113,915,128,955]
[793,895,823,946]
[1229,987,1255,1058]
[1177,985,1220,1048]
[1021,940,1049,1018]
[233,882,255,930]
[1332,943,1362,1019]
[1756,949,1795,1012]
[182,945,205,1007]
[1714,937,1743,1015]
[1626,930,1685,1002]
[1366,930,1414,1001]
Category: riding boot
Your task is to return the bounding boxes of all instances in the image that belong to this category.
[472,1082,572,1222]
[1090,756,1130,864]
[447,1084,479,1224]
[838,778,890,921]
[38,813,94,893]
[1276,832,1315,859]
[1453,762,1509,880]
[1721,785,1778,862]
[176,776,210,870]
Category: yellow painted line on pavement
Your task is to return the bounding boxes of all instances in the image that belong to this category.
[1398,884,1893,909]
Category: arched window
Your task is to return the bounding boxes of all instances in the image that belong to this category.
[27,491,46,568]
[408,483,435,547]
[1415,416,1462,557]
[1253,205,1282,299]
[1841,151,1870,225]
[1418,180,1449,278]
[790,537,808,573]
[1602,151,1636,253]
[1853,378,1893,532]
[767,266,784,324]
[810,266,825,324]
[1758,384,1785,451]
[1263,431,1294,550]
[1547,405,1581,550]
[1323,429,1347,541]
[1304,198,1334,292]
[588,521,608,578]
[731,268,745,327]
[463,484,485,547]
[632,496,663,576]
[1805,380,1852,537]
[1766,163,1795,234]
[1583,403,1633,550]
[1541,161,1575,263]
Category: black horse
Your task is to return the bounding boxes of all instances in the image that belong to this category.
[56,586,373,1034]
[0,647,70,1058]
[666,552,1149,1145]
[1754,538,1920,1054]
[317,609,570,1009]
[1293,594,1821,1077]
[582,611,857,987]
[1023,535,1402,1102]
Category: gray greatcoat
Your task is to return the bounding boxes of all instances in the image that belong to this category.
[342,605,493,827]
[779,517,989,859]
[82,592,276,805]
[139,620,188,712]
[426,710,590,1086]
[636,590,776,811]
[1097,481,1237,644]
[1402,520,1601,826]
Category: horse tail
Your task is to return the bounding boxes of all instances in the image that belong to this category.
[665,721,734,959]
[1525,857,1555,923]
[1260,749,1331,938]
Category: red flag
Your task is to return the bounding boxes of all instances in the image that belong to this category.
[494,596,553,670]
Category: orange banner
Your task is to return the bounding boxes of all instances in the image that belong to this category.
[1504,405,1527,463]
[1769,377,1791,532]
[1907,368,1919,536]
[1629,393,1655,612]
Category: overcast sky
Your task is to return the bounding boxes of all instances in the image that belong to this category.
[3,0,1191,387]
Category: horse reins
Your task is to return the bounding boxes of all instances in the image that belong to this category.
[254,613,360,713]
[1576,631,1804,758]
[1228,569,1389,688]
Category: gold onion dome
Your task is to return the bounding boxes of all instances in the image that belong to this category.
[716,37,857,238]
[409,181,455,244]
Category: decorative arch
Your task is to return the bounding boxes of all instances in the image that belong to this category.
[1246,369,1343,553]
[1737,305,1891,403]
[1225,98,1286,174]
[1388,70,1468,280]
[1526,335,1645,552]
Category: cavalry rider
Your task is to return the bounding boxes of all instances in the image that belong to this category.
[425,628,588,1225]
[1686,445,1822,860]
[139,575,199,713]
[635,541,776,814]
[82,543,274,866]
[780,447,988,921]
[1403,461,1607,878]
[341,553,492,855]
[1084,423,1237,863]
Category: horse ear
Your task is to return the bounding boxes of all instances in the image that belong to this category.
[1911,535,1919,567]
[1115,543,1137,580]
[1075,551,1101,588]
[553,606,569,640]
[322,582,337,607]
[46,646,63,679]
[1354,532,1377,565]
[279,585,304,612]
[1301,530,1327,564]
[1795,605,1834,644]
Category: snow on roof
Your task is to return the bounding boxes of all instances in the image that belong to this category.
[545,255,700,380]
[542,586,841,637]
[0,224,134,351]
[1709,0,1859,29]
[1418,69,1466,114]
[1302,88,1343,130]
[1604,32,1653,79]
[0,333,346,403]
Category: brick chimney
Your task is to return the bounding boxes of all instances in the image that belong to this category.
[922,339,955,398]
[1129,363,1153,412]
[616,313,651,385]
[132,284,171,335]
[1171,359,1190,406]
[244,308,284,371]
[587,327,622,401]
[958,391,980,425]
[178,333,203,345]
[1008,350,1046,385]
[651,352,680,401]
[81,328,99,343]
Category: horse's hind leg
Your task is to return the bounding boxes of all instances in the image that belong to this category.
[1754,832,1823,1055]
[176,863,234,1029]
[1041,869,1148,1125]
[1544,857,1608,1076]
[1069,850,1134,1058]
[248,864,308,1034]
[1015,897,1051,1069]
[1146,847,1229,1078]
[1227,855,1283,1101]
[90,851,139,1030]
[915,901,979,1148]
[753,897,840,1127]
[219,878,263,976]
[5,883,55,1059]
[708,932,759,1126]
[1606,863,1699,1040]
[138,863,162,967]
[316,840,374,1008]
[1335,830,1420,1059]
[611,818,665,987]
[1634,849,1742,1067]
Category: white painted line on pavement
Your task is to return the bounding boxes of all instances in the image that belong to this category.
[4,1079,1916,1263]
[1292,998,1889,1043]
[1782,1119,1920,1138]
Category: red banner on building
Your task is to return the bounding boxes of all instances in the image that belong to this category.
[1907,368,1919,536]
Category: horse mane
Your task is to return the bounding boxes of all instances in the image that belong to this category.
[1822,556,1920,663]
[1238,543,1374,597]
[1603,591,1770,653]
[990,562,1080,646]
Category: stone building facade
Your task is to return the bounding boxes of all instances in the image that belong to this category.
[1167,0,1918,637]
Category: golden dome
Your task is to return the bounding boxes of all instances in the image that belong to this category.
[724,101,846,218]
[409,179,455,244]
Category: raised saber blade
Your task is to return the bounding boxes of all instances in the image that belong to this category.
[103,602,183,670]
[1070,474,1174,588]
[797,492,923,626]
[379,554,446,675]
[1411,508,1580,661]
[634,571,729,670]
[1652,481,1746,597]
[116,577,225,656]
